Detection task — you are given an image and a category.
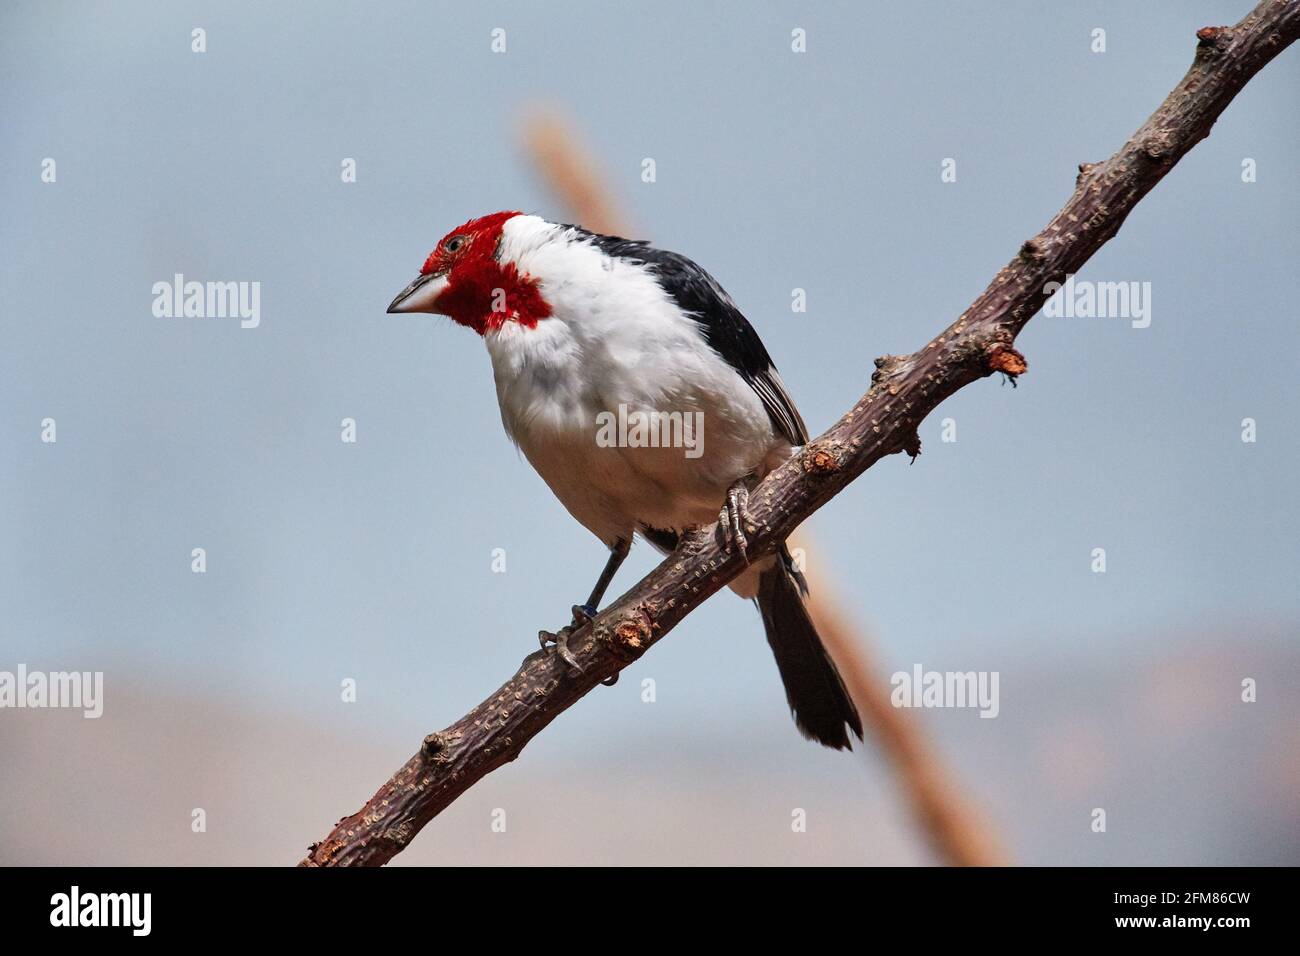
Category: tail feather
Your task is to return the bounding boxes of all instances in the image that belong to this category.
[638,525,863,750]
[755,547,864,750]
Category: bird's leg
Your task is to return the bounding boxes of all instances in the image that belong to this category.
[719,479,753,564]
[580,535,631,617]
[538,537,631,679]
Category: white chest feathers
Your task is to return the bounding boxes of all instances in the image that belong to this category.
[481,222,789,542]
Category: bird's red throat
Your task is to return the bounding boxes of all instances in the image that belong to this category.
[435,259,552,335]
[421,211,553,335]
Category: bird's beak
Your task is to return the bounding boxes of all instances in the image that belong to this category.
[387,273,448,314]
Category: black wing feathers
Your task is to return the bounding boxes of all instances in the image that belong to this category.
[565,226,809,446]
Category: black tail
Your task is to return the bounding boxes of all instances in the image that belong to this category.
[755,547,864,750]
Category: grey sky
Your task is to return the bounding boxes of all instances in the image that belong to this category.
[1,1,1296,863]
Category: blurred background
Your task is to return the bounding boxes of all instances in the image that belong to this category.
[1,0,1297,865]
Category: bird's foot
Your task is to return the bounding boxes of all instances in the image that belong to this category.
[538,605,617,684]
[719,481,752,564]
[538,616,583,673]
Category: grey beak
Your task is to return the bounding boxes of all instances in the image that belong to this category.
[387,273,446,314]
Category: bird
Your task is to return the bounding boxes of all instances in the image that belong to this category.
[388,211,863,749]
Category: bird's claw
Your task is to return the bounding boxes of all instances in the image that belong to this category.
[538,625,583,673]
[538,604,599,674]
[572,605,619,685]
[539,604,619,684]
[719,482,752,564]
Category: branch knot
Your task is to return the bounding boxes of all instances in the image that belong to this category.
[1196,25,1232,52]
[986,345,1028,379]
[801,441,846,474]
[871,353,911,386]
[1141,130,1176,162]
[599,609,654,660]
[422,731,454,762]
[1019,237,1048,262]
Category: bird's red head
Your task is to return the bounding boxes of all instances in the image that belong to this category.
[387,210,552,335]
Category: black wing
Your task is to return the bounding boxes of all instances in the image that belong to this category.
[565,226,809,446]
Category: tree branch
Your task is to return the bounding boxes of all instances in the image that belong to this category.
[302,0,1300,866]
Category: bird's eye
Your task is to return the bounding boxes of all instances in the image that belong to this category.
[444,236,466,253]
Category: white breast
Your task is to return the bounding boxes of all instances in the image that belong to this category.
[483,216,790,545]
